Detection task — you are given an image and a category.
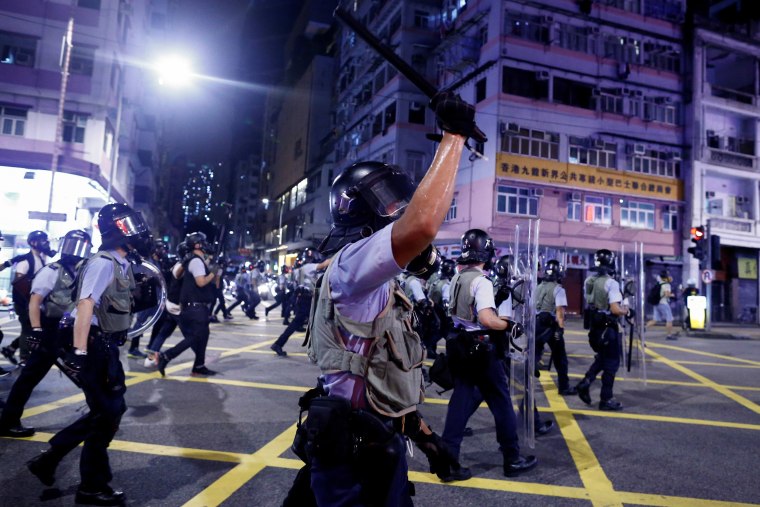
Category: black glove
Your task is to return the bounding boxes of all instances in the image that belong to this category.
[27,328,44,352]
[413,430,461,479]
[429,91,476,139]
[627,308,636,319]
[60,350,87,386]
[553,327,564,343]
[505,320,524,338]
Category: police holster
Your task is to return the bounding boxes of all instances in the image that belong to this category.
[588,311,616,353]
[446,329,492,379]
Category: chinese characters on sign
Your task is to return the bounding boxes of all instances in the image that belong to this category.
[737,257,758,280]
[496,154,683,200]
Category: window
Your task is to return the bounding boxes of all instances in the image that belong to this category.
[501,125,559,160]
[504,11,550,44]
[478,24,488,47]
[475,78,486,103]
[407,151,426,182]
[663,208,678,231]
[70,45,95,76]
[62,111,86,143]
[497,186,538,216]
[446,194,458,221]
[557,24,590,53]
[408,100,425,124]
[0,31,37,67]
[383,101,396,130]
[583,196,611,224]
[568,138,617,169]
[295,179,307,206]
[603,35,640,64]
[630,148,680,178]
[78,0,101,8]
[502,66,549,100]
[554,77,595,110]
[596,88,624,114]
[620,200,655,229]
[567,195,582,221]
[414,10,430,28]
[1,106,27,136]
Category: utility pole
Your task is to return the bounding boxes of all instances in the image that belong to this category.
[705,219,712,332]
[45,17,74,231]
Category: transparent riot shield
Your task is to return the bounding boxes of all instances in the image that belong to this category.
[618,242,647,385]
[507,220,539,449]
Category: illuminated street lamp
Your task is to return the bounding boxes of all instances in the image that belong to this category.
[155,55,194,87]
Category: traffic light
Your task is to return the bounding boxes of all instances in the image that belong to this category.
[710,234,721,269]
[687,226,706,263]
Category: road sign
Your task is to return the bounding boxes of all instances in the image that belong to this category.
[701,269,714,285]
[28,211,67,222]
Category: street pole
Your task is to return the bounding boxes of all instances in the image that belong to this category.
[705,219,712,332]
[106,90,123,203]
[46,17,74,231]
[278,198,284,246]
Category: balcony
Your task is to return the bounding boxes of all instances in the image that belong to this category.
[709,85,755,106]
[707,148,756,171]
[708,215,756,235]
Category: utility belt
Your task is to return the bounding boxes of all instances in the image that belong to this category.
[536,311,557,329]
[181,301,210,309]
[292,387,407,467]
[294,286,312,298]
[445,327,503,378]
[585,310,618,352]
[90,326,128,347]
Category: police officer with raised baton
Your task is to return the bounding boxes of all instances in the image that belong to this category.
[26,203,152,505]
[574,249,631,411]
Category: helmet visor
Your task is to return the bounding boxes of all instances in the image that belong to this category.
[114,213,148,237]
[60,237,92,259]
[357,169,414,219]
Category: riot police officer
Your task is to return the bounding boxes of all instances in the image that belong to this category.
[271,248,322,357]
[26,203,152,505]
[427,258,455,358]
[0,230,92,438]
[1,230,56,365]
[300,91,474,505]
[158,232,217,377]
[404,246,441,359]
[442,229,537,478]
[575,249,630,411]
[535,259,576,396]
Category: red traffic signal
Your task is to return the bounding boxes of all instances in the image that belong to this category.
[688,225,706,262]
[690,226,705,241]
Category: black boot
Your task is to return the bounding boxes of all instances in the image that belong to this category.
[503,455,538,476]
[27,450,60,486]
[575,379,592,405]
[599,398,623,411]
[75,485,125,506]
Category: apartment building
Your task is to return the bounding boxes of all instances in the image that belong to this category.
[430,0,685,312]
[0,0,169,256]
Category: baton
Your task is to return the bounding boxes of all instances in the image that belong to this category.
[333,6,487,145]
[626,320,634,372]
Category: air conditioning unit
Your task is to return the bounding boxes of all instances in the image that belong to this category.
[667,204,678,213]
[655,96,673,104]
[592,87,602,97]
[542,15,554,24]
[508,122,520,132]
[410,101,423,111]
[570,191,582,201]
[633,143,646,155]
[705,191,716,198]
[736,196,749,205]
[671,152,682,161]
[499,122,507,134]
[594,138,606,148]
[706,130,716,137]
[531,188,544,197]
[633,90,643,97]
[535,70,550,81]
[586,26,600,35]
[619,88,632,96]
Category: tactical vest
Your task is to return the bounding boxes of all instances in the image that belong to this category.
[82,251,135,333]
[43,262,80,319]
[535,281,558,314]
[449,267,483,324]
[180,255,215,304]
[585,275,610,311]
[307,259,425,418]
[429,278,447,305]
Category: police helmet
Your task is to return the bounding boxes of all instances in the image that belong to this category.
[59,230,92,261]
[256,260,266,272]
[152,239,168,259]
[439,258,456,279]
[176,242,190,259]
[318,161,415,255]
[493,255,512,281]
[458,229,494,266]
[593,249,616,274]
[98,203,152,257]
[543,259,564,282]
[406,244,441,280]
[184,231,210,253]
[27,230,56,257]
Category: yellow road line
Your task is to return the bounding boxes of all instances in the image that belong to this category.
[648,343,760,366]
[182,423,298,507]
[566,353,760,369]
[539,375,622,507]
[166,375,312,393]
[618,490,760,507]
[646,348,760,416]
[554,371,760,392]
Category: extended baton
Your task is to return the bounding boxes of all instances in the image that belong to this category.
[333,6,487,145]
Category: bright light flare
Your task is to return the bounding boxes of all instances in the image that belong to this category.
[155,55,194,87]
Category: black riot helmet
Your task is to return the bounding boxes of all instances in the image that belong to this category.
[439,258,456,279]
[458,229,495,266]
[319,161,415,255]
[543,259,564,282]
[152,239,168,260]
[493,255,512,281]
[406,244,441,281]
[98,203,152,257]
[176,242,190,259]
[184,231,210,253]
[593,249,616,275]
[59,230,92,261]
[27,230,56,257]
[256,259,266,272]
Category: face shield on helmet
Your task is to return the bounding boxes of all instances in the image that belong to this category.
[59,230,92,260]
[543,260,563,281]
[406,245,441,280]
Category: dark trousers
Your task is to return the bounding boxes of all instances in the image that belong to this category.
[311,432,412,507]
[227,292,249,314]
[536,320,571,392]
[442,349,520,461]
[9,299,32,352]
[164,305,209,368]
[274,295,310,348]
[583,327,621,402]
[48,332,127,490]
[265,291,285,312]
[147,312,180,353]
[212,287,229,317]
[0,321,64,428]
